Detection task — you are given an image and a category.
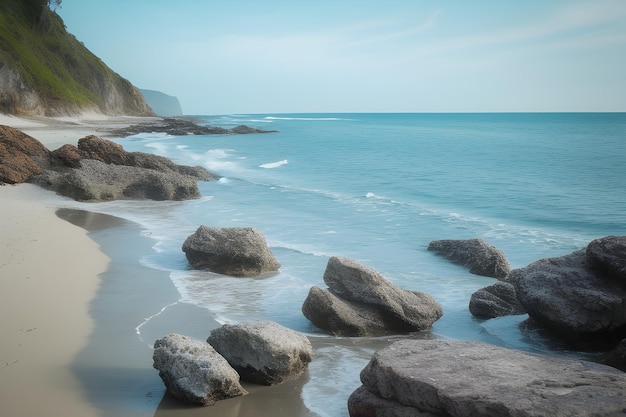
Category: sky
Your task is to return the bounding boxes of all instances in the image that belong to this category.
[57,1,626,115]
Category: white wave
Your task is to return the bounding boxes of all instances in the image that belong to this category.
[264,116,349,121]
[260,159,288,169]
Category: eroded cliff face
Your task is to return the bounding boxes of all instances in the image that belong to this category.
[0,3,154,117]
[0,53,154,117]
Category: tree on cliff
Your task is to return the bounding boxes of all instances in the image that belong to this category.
[13,0,61,24]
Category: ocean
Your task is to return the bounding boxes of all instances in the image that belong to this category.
[74,112,626,416]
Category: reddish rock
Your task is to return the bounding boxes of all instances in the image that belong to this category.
[0,125,50,184]
[77,135,129,165]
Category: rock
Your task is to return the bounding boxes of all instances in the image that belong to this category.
[50,144,84,168]
[586,235,626,282]
[428,238,510,278]
[32,135,214,201]
[109,117,277,137]
[509,247,626,346]
[604,338,626,372]
[469,281,526,319]
[207,321,313,385]
[302,286,394,337]
[77,135,129,165]
[182,226,280,277]
[152,333,247,406]
[302,257,442,336]
[349,339,626,417]
[0,125,50,184]
[230,125,277,134]
[35,159,203,201]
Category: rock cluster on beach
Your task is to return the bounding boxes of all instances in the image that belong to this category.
[153,321,312,406]
[0,125,216,200]
[302,256,443,336]
[348,339,626,417]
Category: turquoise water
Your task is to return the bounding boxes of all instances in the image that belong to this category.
[82,113,625,416]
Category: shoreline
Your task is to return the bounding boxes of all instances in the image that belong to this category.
[0,114,157,416]
[0,114,332,416]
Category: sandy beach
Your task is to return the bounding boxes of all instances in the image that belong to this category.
[0,114,334,417]
[0,114,154,416]
[0,182,108,416]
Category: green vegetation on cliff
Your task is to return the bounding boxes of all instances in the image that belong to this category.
[0,0,153,116]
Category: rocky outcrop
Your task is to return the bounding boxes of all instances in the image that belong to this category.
[182,226,281,277]
[0,125,50,184]
[510,236,626,346]
[207,321,313,385]
[349,339,626,417]
[428,238,510,278]
[0,126,214,200]
[302,257,443,336]
[37,136,213,201]
[469,281,526,319]
[152,334,247,406]
[109,118,277,137]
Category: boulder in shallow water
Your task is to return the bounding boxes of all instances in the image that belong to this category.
[469,280,526,319]
[302,256,443,336]
[428,238,510,278]
[349,339,626,417]
[207,321,312,385]
[586,235,626,282]
[182,226,281,277]
[509,241,626,347]
[152,333,247,406]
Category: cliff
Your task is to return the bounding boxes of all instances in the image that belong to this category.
[0,0,154,117]
[140,89,183,117]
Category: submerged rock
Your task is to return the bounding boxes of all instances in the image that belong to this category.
[182,226,281,277]
[302,256,442,336]
[207,321,313,385]
[428,238,510,278]
[349,339,626,417]
[152,333,247,406]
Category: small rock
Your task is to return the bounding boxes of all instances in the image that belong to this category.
[469,281,526,319]
[152,333,247,406]
[428,238,510,278]
[182,226,281,277]
[207,321,312,385]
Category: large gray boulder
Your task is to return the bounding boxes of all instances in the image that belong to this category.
[182,226,281,277]
[152,334,247,406]
[469,281,526,319]
[349,339,626,417]
[302,257,443,336]
[428,238,510,278]
[586,235,626,282]
[207,321,312,385]
[510,238,626,346]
